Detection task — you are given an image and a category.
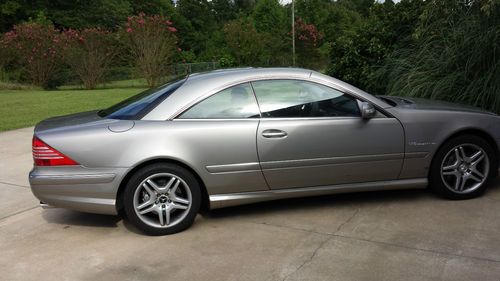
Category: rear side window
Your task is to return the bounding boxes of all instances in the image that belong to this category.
[178,83,260,119]
[252,80,360,118]
[98,77,186,120]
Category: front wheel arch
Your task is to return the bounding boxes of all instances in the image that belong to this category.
[430,129,499,178]
[116,158,209,216]
[429,133,497,199]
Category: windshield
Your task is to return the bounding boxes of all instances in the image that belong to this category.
[98,76,186,120]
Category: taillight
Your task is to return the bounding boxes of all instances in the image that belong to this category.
[32,136,79,166]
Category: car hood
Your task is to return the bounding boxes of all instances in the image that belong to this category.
[379,96,496,115]
[34,110,113,133]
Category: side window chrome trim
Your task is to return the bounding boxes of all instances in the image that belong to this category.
[170,77,393,120]
[251,79,362,119]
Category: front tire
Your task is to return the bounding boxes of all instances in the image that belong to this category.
[123,163,201,235]
[430,135,496,199]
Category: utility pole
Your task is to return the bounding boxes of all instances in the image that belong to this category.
[292,0,295,66]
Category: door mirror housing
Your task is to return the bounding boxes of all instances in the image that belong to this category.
[361,102,377,119]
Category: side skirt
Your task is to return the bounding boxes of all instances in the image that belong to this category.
[209,178,428,209]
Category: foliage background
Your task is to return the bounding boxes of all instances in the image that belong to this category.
[0,0,498,113]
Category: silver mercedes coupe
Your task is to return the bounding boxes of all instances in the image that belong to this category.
[30,68,500,235]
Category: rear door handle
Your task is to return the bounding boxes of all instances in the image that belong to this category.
[262,129,288,138]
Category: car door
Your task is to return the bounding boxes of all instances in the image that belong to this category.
[174,82,269,194]
[252,79,405,190]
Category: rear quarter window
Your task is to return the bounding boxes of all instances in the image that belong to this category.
[99,77,186,120]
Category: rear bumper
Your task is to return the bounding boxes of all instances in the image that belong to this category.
[29,166,128,215]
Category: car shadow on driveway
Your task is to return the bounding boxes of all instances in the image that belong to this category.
[38,178,499,232]
[204,188,433,219]
[41,209,121,228]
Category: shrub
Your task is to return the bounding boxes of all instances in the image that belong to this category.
[224,18,266,66]
[294,17,324,69]
[2,23,63,89]
[62,28,117,89]
[121,13,178,87]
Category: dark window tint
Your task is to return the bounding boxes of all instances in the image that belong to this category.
[178,83,260,119]
[98,77,186,120]
[252,80,360,118]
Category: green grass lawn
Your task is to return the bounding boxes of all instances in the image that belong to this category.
[0,88,145,132]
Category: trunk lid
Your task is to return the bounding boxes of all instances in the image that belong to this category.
[34,110,113,133]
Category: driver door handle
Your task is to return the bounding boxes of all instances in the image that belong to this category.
[262,129,288,138]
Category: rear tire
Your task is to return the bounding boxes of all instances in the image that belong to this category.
[123,163,201,235]
[430,135,497,199]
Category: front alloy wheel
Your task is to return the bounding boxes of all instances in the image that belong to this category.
[441,144,489,194]
[431,135,496,199]
[124,164,201,235]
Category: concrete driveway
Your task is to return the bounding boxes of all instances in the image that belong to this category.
[1,127,499,281]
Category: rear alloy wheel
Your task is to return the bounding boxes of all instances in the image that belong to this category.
[124,164,201,235]
[430,135,496,199]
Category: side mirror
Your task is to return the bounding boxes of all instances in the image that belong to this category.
[361,102,376,119]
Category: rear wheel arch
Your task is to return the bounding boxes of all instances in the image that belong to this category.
[116,158,210,215]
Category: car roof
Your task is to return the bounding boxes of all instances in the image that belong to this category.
[143,67,389,120]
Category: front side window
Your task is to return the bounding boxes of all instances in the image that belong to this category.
[179,83,260,119]
[252,80,361,118]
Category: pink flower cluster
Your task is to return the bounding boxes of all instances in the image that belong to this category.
[125,12,177,34]
[294,18,323,47]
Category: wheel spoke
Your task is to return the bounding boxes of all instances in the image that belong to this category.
[171,202,188,210]
[165,209,171,225]
[470,168,484,180]
[142,184,155,197]
[459,176,467,191]
[454,176,462,191]
[442,164,457,172]
[138,204,156,215]
[146,179,163,194]
[164,177,176,191]
[169,179,180,195]
[158,205,167,226]
[136,199,154,211]
[470,150,483,162]
[458,146,467,161]
[172,196,189,205]
[471,154,485,166]
[470,174,482,183]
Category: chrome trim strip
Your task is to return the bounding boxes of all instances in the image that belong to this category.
[206,162,261,173]
[260,153,404,170]
[209,178,427,209]
[404,152,429,159]
[29,173,116,185]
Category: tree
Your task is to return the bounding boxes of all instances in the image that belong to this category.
[176,0,217,56]
[62,28,117,89]
[129,0,176,16]
[327,0,425,92]
[212,0,238,22]
[294,18,324,69]
[234,0,256,14]
[252,0,288,65]
[38,0,132,30]
[2,22,63,88]
[122,13,178,87]
[252,0,286,35]
[224,18,265,65]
